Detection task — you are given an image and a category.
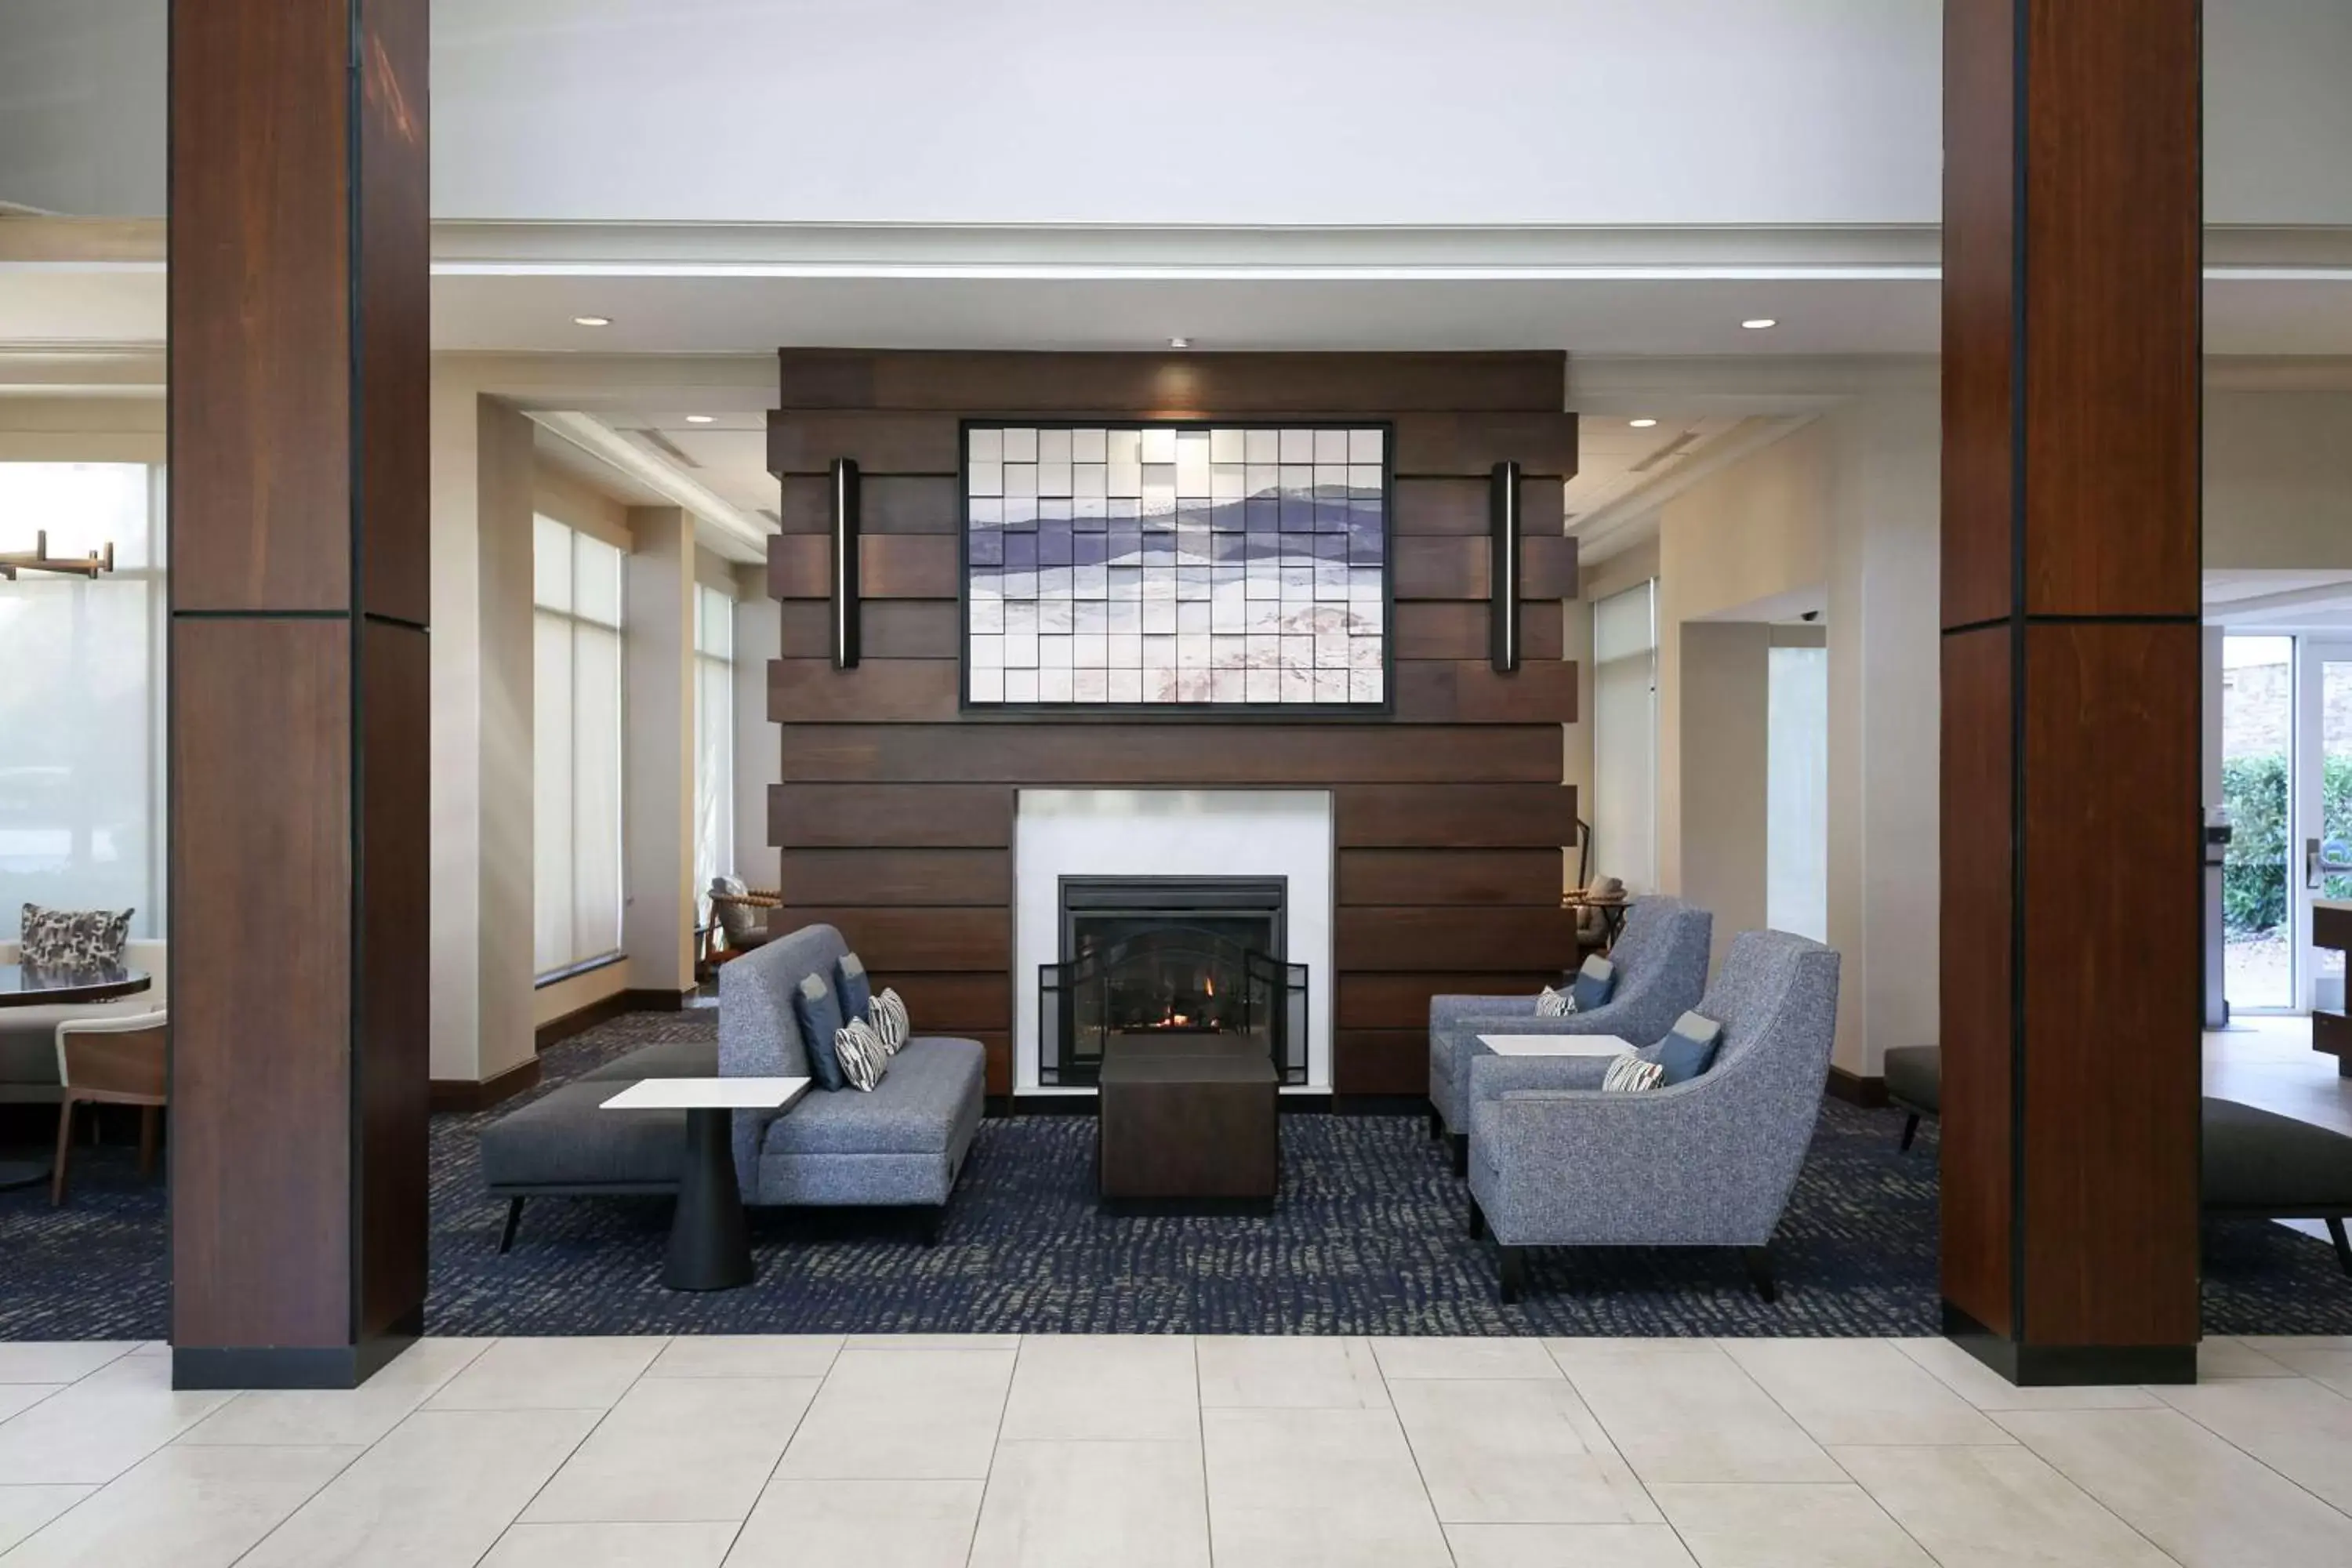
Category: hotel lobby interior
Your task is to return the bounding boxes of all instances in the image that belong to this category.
[4,1,2352,1563]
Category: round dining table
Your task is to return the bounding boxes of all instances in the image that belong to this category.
[0,964,152,1189]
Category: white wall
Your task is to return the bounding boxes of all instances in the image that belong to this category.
[17,2,2352,226]
[622,506,696,998]
[2206,392,2352,571]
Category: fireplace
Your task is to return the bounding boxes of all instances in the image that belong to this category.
[1039,876,1308,1087]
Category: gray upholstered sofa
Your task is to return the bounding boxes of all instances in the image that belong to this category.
[1427,897,1712,1169]
[1463,928,1840,1303]
[721,923,986,1234]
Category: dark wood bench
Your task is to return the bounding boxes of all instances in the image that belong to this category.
[2204,1097,2352,1276]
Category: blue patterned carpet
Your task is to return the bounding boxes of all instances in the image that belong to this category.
[5,1009,2350,1339]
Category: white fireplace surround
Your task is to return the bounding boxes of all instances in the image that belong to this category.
[1013,789,1334,1092]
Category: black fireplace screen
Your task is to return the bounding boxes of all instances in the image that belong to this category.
[1040,877,1308,1086]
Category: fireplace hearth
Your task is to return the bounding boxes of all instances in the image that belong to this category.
[1040,877,1308,1087]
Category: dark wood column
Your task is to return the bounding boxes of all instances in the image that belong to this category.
[1940,0,2202,1384]
[167,0,430,1388]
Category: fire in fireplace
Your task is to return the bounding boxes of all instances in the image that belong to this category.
[1040,877,1308,1086]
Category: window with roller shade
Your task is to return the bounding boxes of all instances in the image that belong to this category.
[534,514,626,978]
[692,581,735,920]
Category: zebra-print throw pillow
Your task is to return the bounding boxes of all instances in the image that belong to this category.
[1602,1052,1665,1093]
[833,1016,891,1092]
[871,987,909,1054]
[1534,985,1574,1018]
[20,904,133,971]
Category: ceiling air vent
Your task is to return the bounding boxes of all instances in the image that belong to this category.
[758,508,782,527]
[1627,430,1703,475]
[637,428,702,468]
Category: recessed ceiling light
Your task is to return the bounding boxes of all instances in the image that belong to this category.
[572,314,612,328]
[1740,318,1777,330]
[684,414,715,424]
[1168,336,1192,350]
[1628,417,1659,429]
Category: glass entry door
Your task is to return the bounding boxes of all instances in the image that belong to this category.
[2297,640,2352,1018]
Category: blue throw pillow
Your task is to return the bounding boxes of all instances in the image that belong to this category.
[1646,1010,1724,1087]
[1570,954,1617,1012]
[836,952,873,1024]
[792,974,848,1092]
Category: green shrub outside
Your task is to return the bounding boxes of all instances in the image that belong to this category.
[2223,753,2352,933]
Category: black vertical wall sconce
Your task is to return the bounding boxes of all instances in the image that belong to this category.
[831,456,861,669]
[1488,459,1520,673]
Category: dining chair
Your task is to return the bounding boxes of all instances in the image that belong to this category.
[53,1009,169,1205]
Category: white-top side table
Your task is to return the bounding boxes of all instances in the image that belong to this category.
[1475,1033,1634,1058]
[601,1076,810,1290]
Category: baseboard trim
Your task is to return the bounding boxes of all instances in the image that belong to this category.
[428,1056,542,1115]
[535,986,691,1053]
[1827,1066,1888,1108]
[1941,1299,2195,1387]
[172,1323,419,1391]
[622,986,692,1014]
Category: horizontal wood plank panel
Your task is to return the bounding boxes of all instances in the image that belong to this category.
[1394,601,1564,662]
[1393,477,1564,536]
[1334,1029,1436,1096]
[873,972,1011,1033]
[1338,907,1581,972]
[774,724,1566,785]
[777,350,1568,414]
[778,474,957,535]
[770,534,960,600]
[770,659,1576,726]
[1338,973,1559,1030]
[771,784,1012,848]
[1337,784,1577,848]
[1394,535,1577,601]
[775,849,1011,907]
[1393,412,1578,478]
[780,600,962,660]
[769,411,963,477]
[1338,849,1566,908]
[772,907,1008,971]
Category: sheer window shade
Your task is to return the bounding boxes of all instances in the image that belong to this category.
[534,516,626,977]
[692,583,735,921]
[1591,580,1658,894]
[0,464,166,937]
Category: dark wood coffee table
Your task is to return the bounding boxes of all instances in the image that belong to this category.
[1097,1033,1278,1214]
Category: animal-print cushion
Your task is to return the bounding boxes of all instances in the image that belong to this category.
[19,903,133,971]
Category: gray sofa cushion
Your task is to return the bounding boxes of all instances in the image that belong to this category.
[479,1080,686,1191]
[760,1037,985,1158]
[2204,1097,2352,1210]
[582,1037,719,1083]
[1882,1045,1941,1113]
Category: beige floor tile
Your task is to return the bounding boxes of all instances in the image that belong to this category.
[0,1354,233,1485]
[1887,1337,2165,1412]
[1445,1523,1700,1567]
[844,1333,1016,1352]
[729,1477,982,1567]
[1197,1335,1389,1410]
[1832,1443,2174,1567]
[2260,1346,2352,1396]
[1561,1345,1842,1485]
[1719,1339,2011,1446]
[0,1385,60,1424]
[2153,1374,2352,1514]
[0,1345,136,1385]
[1996,1404,2352,1567]
[424,1335,666,1411]
[775,1345,1014,1480]
[1389,1377,1657,1525]
[1000,1334,1197,1442]
[2,1443,358,1568]
[233,1407,601,1568]
[644,1334,842,1380]
[525,1375,818,1523]
[1648,1482,1935,1567]
[481,1520,739,1567]
[2197,1336,2296,1378]
[0,1486,98,1554]
[2234,1334,2352,1353]
[1371,1336,1564,1381]
[968,1438,1209,1568]
[1542,1338,1725,1372]
[179,1338,493,1447]
[1203,1406,1451,1567]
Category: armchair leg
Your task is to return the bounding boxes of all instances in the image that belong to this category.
[2328,1217,2350,1279]
[138,1106,161,1177]
[50,1102,73,1207]
[1450,1134,1468,1179]
[1898,1112,1921,1154]
[1428,1108,1442,1142]
[1468,1197,1485,1240]
[1740,1245,1778,1304]
[921,1206,947,1247]
[1497,1245,1527,1305]
[499,1196,524,1254]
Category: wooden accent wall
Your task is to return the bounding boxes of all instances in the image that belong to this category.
[1940,0,2201,1384]
[167,0,430,1388]
[768,351,1578,1095]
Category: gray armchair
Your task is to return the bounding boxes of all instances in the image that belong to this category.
[1427,896,1713,1171]
[1462,929,1840,1304]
